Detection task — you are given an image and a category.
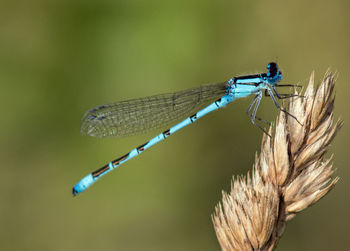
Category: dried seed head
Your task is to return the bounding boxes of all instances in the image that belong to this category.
[212,71,342,250]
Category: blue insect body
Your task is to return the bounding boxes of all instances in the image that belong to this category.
[73,63,289,196]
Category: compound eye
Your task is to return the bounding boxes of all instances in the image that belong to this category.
[267,62,278,76]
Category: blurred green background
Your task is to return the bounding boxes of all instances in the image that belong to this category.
[1,0,348,250]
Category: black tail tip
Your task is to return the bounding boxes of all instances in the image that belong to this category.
[72,188,78,197]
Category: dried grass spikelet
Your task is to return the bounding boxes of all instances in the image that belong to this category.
[212,71,342,251]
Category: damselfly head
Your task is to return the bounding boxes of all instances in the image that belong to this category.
[266,62,282,85]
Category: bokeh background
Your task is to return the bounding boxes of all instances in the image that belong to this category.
[1,0,349,250]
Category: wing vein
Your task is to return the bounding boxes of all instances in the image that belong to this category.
[81,82,227,138]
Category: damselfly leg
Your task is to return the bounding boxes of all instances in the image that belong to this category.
[246,91,271,136]
[266,87,303,125]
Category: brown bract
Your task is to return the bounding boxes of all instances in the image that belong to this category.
[212,71,342,251]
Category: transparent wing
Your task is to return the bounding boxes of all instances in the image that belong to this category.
[81,82,227,138]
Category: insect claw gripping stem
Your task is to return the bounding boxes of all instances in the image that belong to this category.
[267,87,303,126]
